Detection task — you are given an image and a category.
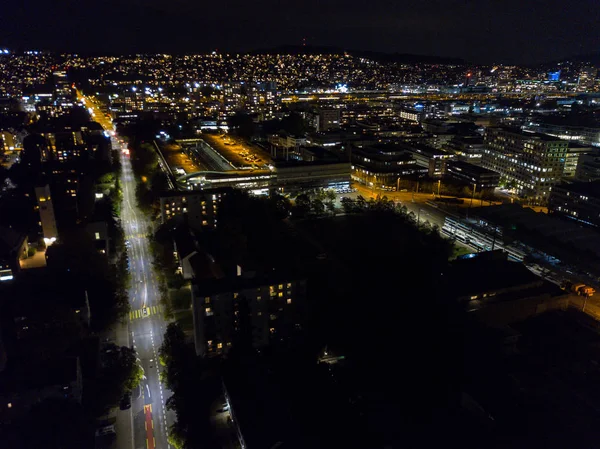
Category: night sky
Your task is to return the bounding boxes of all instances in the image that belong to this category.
[1,0,599,64]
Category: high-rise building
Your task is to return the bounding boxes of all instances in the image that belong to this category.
[35,184,58,244]
[482,127,569,203]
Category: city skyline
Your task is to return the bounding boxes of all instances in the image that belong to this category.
[1,0,599,64]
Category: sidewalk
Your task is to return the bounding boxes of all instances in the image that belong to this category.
[113,319,134,449]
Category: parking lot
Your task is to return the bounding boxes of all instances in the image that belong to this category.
[202,133,272,170]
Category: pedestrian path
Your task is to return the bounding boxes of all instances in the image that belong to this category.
[130,305,163,321]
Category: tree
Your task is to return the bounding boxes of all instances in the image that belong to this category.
[293,193,311,218]
[227,112,256,139]
[268,193,292,219]
[311,198,326,216]
[280,112,307,136]
[3,399,93,449]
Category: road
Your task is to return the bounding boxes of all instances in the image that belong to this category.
[80,90,173,449]
[121,143,173,449]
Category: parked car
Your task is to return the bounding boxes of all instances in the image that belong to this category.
[95,425,116,437]
[120,392,132,410]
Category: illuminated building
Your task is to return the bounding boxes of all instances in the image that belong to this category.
[318,109,341,131]
[444,136,485,165]
[547,70,561,82]
[482,127,569,203]
[35,184,58,244]
[159,187,230,229]
[444,160,500,190]
[577,66,598,92]
[351,143,421,189]
[192,272,306,357]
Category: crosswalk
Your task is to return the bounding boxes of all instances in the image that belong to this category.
[130,305,163,321]
[126,233,147,240]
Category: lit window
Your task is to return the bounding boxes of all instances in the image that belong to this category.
[278,284,283,290]
[217,343,223,349]
[205,307,213,316]
[257,312,262,316]
[256,296,261,301]
[269,327,275,334]
[95,232,100,240]
[287,298,292,304]
[278,292,283,298]
[207,340,213,346]
[204,297,210,304]
[286,283,292,288]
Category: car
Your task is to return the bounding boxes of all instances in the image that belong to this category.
[120,392,132,410]
[142,308,149,317]
[95,425,116,437]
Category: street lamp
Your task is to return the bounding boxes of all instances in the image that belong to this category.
[470,182,477,208]
[467,183,477,220]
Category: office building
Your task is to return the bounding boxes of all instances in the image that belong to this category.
[444,135,485,165]
[400,142,455,178]
[482,127,569,203]
[444,160,500,190]
[399,107,423,123]
[563,143,595,179]
[351,143,421,189]
[575,153,600,182]
[548,181,600,227]
[273,160,351,193]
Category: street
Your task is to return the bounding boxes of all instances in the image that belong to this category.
[81,90,173,449]
[120,140,174,449]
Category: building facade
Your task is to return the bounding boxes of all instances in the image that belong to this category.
[482,127,569,203]
[191,275,306,357]
[548,181,600,227]
[160,187,230,229]
[444,160,500,190]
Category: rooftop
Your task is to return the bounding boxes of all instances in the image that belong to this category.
[553,180,600,197]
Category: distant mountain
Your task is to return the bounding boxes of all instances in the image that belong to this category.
[250,45,467,65]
